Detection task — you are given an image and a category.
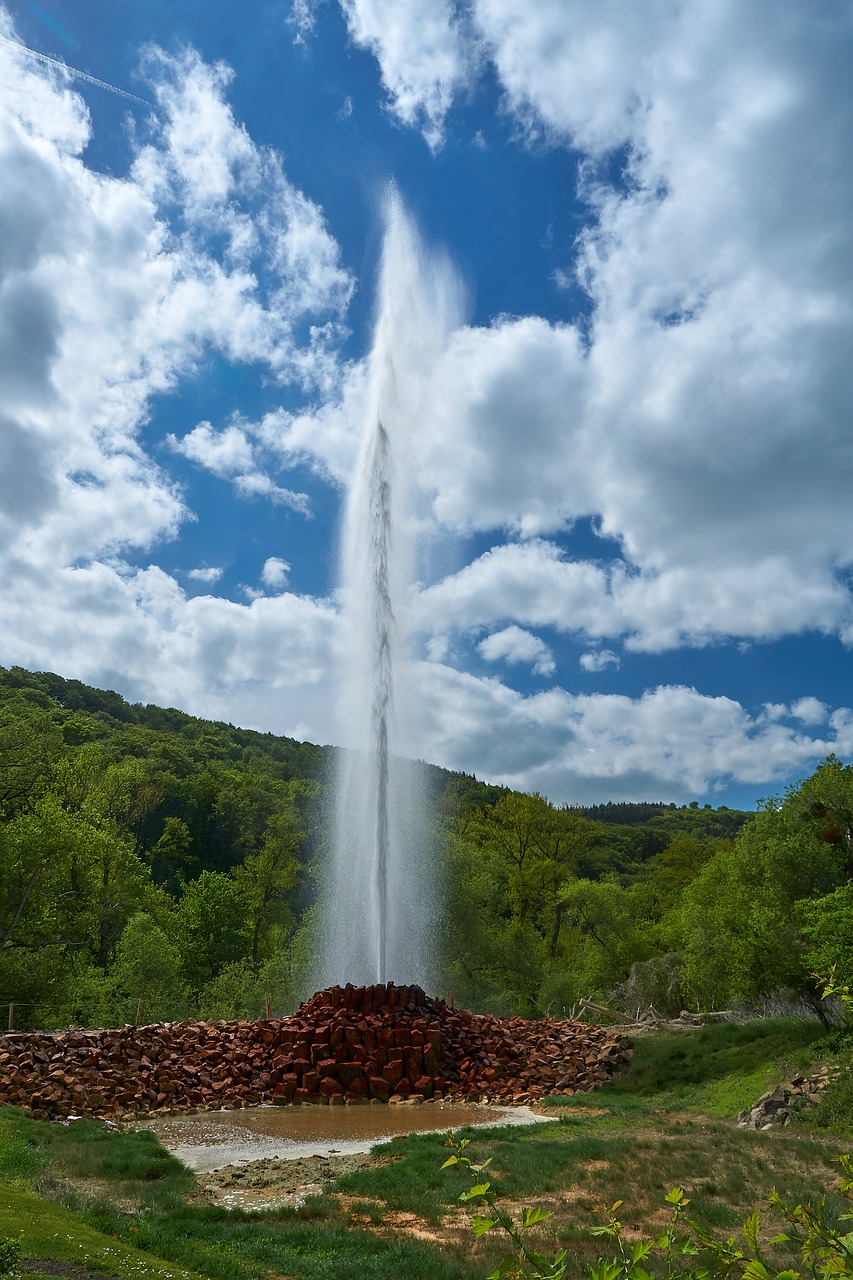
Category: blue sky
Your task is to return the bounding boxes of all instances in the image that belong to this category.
[1,0,852,808]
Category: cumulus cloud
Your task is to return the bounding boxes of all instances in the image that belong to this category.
[186,565,223,584]
[415,539,846,654]
[3,0,850,806]
[261,557,291,590]
[169,422,256,475]
[580,649,620,672]
[789,697,828,726]
[342,0,853,657]
[0,15,349,743]
[478,624,555,676]
[404,665,852,804]
[338,0,480,149]
[168,421,313,513]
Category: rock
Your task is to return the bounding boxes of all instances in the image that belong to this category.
[0,982,632,1121]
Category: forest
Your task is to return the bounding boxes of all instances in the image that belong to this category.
[1,663,851,1030]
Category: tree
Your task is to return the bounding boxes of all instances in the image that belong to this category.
[799,884,853,988]
[109,912,187,1023]
[472,793,601,945]
[174,871,250,992]
[232,805,302,964]
[678,794,847,1009]
[0,694,61,817]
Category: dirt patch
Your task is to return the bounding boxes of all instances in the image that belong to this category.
[543,1106,611,1118]
[195,1149,400,1208]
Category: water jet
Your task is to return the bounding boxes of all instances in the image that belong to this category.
[320,188,463,989]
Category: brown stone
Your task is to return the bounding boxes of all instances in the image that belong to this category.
[368,1076,390,1102]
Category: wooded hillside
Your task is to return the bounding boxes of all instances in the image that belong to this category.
[1,664,849,1029]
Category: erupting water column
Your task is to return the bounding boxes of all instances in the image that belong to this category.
[321,188,462,989]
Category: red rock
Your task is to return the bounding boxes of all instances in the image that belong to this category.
[368,1076,390,1101]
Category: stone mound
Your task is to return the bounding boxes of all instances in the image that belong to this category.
[0,982,632,1121]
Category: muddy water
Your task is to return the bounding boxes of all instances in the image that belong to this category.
[138,1100,554,1173]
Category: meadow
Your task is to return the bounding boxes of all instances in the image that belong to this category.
[1,1016,851,1280]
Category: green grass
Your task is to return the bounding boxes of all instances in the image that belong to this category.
[0,1180,208,1279]
[592,1016,832,1116]
[1,1017,851,1280]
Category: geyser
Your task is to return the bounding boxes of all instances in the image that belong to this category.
[320,188,463,988]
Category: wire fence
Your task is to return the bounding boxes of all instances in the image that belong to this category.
[0,996,277,1034]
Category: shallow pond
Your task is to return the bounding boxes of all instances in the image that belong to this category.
[138,1100,554,1171]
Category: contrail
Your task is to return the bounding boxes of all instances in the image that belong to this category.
[0,32,155,109]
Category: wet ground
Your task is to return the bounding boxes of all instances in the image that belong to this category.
[137,1100,556,1211]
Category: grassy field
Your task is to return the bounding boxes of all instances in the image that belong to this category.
[1,1016,851,1280]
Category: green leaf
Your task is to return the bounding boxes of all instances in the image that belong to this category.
[630,1241,652,1263]
[471,1215,497,1238]
[666,1187,688,1206]
[742,1258,772,1280]
[521,1206,553,1229]
[742,1213,762,1251]
[441,1155,459,1168]
[588,1260,622,1280]
[460,1182,492,1201]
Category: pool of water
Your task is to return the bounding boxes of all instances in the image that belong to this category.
[138,1100,554,1171]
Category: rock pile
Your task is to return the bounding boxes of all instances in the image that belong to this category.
[0,982,632,1122]
[737,1064,842,1129]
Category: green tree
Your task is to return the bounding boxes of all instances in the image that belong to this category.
[174,870,250,992]
[109,912,187,1023]
[799,884,853,989]
[678,796,846,1009]
[232,805,302,964]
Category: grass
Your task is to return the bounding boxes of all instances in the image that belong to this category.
[0,1016,850,1280]
[0,1180,208,1279]
[599,1016,830,1114]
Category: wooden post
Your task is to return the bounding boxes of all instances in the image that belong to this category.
[7,1002,12,1032]
[135,997,142,1027]
[449,990,455,1010]
[265,995,272,1020]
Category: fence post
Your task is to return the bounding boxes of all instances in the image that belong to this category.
[265,995,272,1020]
[7,1003,12,1032]
[135,997,142,1027]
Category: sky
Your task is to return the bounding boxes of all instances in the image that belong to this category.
[1,0,852,809]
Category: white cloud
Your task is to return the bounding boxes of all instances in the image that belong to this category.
[288,0,322,42]
[405,664,849,804]
[187,565,223,584]
[169,422,256,475]
[338,0,481,149]
[232,473,311,513]
[580,649,620,672]
[2,2,851,806]
[0,16,351,745]
[261,557,291,590]
[478,624,555,676]
[415,539,846,654]
[789,697,828,726]
[168,421,312,514]
[342,2,853,657]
